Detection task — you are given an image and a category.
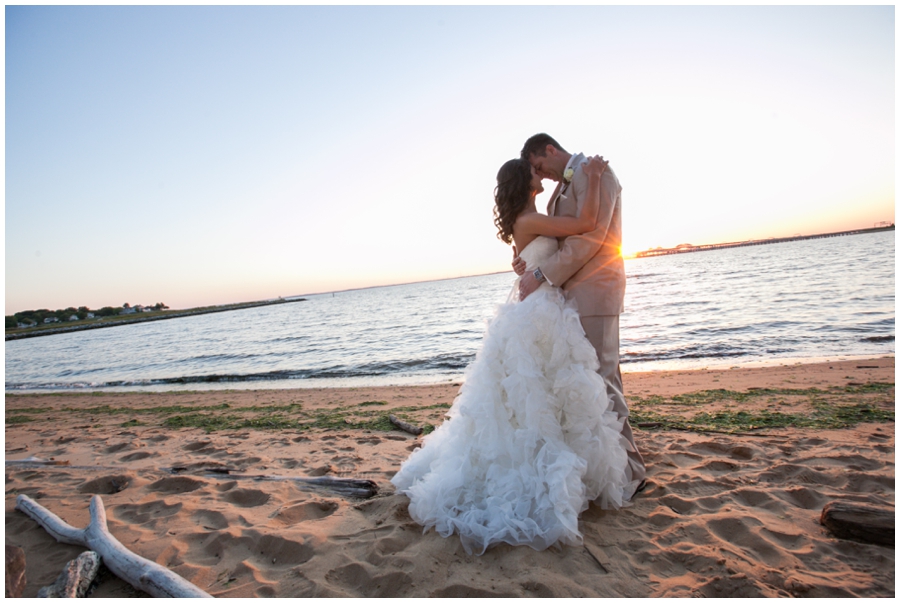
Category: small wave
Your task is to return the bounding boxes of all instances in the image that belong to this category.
[862,335,894,343]
[268,336,309,344]
[7,353,475,391]
[621,343,752,364]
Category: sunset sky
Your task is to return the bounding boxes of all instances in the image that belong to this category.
[5,5,895,314]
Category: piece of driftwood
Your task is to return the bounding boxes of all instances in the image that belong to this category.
[38,551,101,598]
[5,544,26,597]
[820,501,894,546]
[6,456,71,467]
[181,470,379,499]
[15,495,211,598]
[389,414,423,436]
[583,544,609,573]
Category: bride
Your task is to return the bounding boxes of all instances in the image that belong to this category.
[391,155,637,555]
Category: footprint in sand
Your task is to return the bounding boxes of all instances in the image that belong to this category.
[520,581,555,597]
[658,494,696,515]
[78,474,132,494]
[775,486,825,510]
[273,501,338,525]
[697,459,741,473]
[356,437,382,445]
[731,487,778,510]
[193,509,229,530]
[430,584,504,597]
[147,476,205,494]
[325,562,414,597]
[758,463,843,487]
[845,471,894,492]
[181,531,314,568]
[223,488,270,507]
[114,500,183,525]
[183,441,213,452]
[706,516,789,566]
[104,442,135,454]
[119,451,157,462]
[648,506,681,529]
[729,445,756,460]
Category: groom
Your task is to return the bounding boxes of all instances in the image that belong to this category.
[513,133,646,495]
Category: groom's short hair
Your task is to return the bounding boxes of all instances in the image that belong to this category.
[521,133,567,159]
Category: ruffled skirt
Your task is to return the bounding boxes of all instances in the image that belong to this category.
[390,286,632,555]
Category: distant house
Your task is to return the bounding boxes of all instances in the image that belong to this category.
[120,307,137,315]
[17,322,35,329]
[141,307,153,312]
[44,317,59,324]
[86,313,95,319]
[69,315,79,321]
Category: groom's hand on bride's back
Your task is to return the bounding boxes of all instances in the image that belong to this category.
[511,246,539,300]
[511,246,526,276]
[518,272,541,300]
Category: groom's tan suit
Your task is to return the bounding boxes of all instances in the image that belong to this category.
[538,153,646,487]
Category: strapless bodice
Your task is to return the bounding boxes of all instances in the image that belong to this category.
[519,236,559,271]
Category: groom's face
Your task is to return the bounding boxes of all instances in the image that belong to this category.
[527,145,567,182]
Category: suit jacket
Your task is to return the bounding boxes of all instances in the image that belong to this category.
[540,153,625,317]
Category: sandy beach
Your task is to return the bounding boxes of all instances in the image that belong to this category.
[5,356,894,597]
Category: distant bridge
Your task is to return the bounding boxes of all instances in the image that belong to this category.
[633,224,894,259]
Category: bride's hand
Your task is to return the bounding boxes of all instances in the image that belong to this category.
[511,245,527,276]
[582,155,608,179]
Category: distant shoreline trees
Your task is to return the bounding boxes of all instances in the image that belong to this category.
[5,303,169,329]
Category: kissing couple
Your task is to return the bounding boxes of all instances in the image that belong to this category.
[392,133,646,555]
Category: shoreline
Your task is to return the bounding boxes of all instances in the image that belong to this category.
[6,356,894,597]
[6,353,894,395]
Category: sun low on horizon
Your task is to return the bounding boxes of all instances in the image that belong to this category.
[5,5,894,315]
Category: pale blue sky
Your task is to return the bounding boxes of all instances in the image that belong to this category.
[5,5,894,313]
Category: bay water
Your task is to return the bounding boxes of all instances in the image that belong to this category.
[6,231,894,392]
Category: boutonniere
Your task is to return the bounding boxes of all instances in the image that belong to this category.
[558,167,574,200]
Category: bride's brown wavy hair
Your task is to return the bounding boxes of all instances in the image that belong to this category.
[493,158,533,245]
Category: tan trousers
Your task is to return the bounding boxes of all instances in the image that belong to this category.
[580,315,646,485]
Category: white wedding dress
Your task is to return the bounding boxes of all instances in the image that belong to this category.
[391,236,636,555]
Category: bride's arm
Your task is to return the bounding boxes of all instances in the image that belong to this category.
[514,156,607,238]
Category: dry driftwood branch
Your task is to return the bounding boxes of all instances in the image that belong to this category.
[6,456,72,467]
[389,414,423,436]
[583,544,609,573]
[820,501,894,546]
[15,494,211,598]
[38,551,101,598]
[182,470,379,499]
